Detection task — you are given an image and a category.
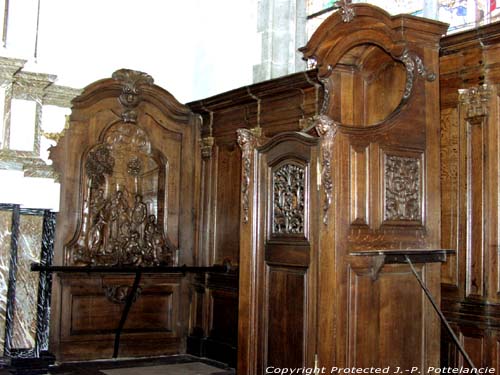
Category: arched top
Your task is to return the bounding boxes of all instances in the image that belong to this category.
[300,4,447,78]
[257,131,319,154]
[72,69,192,123]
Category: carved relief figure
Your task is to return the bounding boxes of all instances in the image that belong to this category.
[68,122,175,266]
[131,194,147,236]
[384,155,422,222]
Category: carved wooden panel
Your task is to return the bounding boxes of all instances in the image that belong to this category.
[266,266,306,368]
[48,69,197,361]
[382,150,424,226]
[214,143,241,264]
[347,262,438,368]
[58,273,182,360]
[69,123,173,267]
[440,108,459,287]
[350,144,370,226]
[271,162,306,235]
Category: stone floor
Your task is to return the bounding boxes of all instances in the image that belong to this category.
[2,355,234,375]
[101,362,226,375]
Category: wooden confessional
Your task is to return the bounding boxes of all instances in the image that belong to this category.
[236,4,448,373]
[43,2,456,371]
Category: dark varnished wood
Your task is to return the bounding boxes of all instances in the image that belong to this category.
[189,5,447,372]
[48,69,200,361]
[439,20,500,370]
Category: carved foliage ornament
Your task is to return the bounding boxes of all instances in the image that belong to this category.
[237,128,260,224]
[85,145,115,187]
[104,285,142,304]
[112,69,154,123]
[272,163,306,235]
[459,84,491,119]
[384,155,422,222]
[200,136,215,160]
[398,50,436,100]
[315,115,337,225]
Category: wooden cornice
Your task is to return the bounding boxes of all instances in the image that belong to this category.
[440,21,500,55]
[187,70,320,114]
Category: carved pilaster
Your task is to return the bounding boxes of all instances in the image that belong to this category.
[237,128,261,224]
[112,69,154,123]
[314,115,337,225]
[459,84,491,120]
[200,136,215,160]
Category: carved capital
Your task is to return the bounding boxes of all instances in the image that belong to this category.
[314,115,337,225]
[112,69,154,123]
[237,128,261,224]
[200,136,215,160]
[459,84,491,119]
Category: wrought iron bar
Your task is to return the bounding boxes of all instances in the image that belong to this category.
[405,255,476,369]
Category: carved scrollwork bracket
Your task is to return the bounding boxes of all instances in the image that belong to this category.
[200,136,215,160]
[237,128,262,224]
[104,284,142,304]
[112,69,154,123]
[398,50,436,100]
[314,115,338,225]
[459,84,491,120]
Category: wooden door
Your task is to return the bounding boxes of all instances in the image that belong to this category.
[237,130,319,374]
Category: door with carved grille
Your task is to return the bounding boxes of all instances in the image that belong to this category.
[237,131,319,374]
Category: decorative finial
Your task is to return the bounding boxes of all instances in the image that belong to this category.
[112,69,154,123]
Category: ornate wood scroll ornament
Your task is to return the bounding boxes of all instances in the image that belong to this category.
[337,0,355,22]
[398,50,436,100]
[272,163,306,234]
[112,69,154,123]
[314,115,337,225]
[237,128,261,224]
[459,84,491,119]
[384,155,422,222]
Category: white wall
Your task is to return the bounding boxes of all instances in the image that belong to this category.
[5,0,260,103]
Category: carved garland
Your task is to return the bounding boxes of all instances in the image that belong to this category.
[314,115,337,225]
[237,128,261,224]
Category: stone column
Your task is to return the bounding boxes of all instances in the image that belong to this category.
[253,0,307,82]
